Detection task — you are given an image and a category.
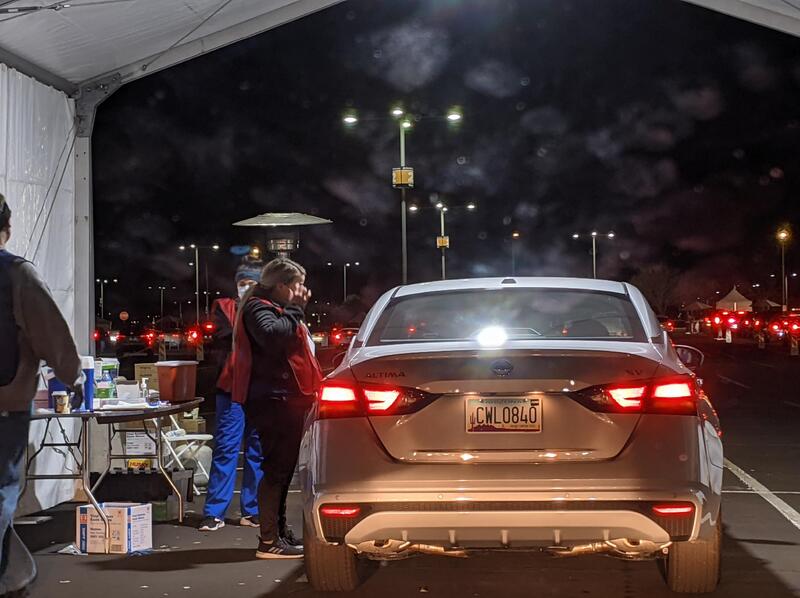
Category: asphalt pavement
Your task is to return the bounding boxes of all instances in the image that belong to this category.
[17,334,800,597]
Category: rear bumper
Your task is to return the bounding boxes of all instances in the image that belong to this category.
[318,499,697,548]
[299,415,723,547]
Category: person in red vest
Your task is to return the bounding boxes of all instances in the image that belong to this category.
[197,261,263,532]
[232,257,322,559]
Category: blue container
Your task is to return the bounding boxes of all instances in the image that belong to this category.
[81,357,96,411]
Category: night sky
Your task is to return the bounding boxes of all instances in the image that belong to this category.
[93,0,800,323]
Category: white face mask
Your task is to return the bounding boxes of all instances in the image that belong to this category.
[237,280,256,299]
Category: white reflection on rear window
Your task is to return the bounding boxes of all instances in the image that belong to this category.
[369,289,646,345]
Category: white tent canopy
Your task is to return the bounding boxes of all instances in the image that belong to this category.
[0,0,796,515]
[716,287,753,312]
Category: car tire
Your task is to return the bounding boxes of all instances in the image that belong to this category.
[304,514,365,592]
[664,513,722,594]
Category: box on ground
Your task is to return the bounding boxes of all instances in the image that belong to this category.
[76,502,152,554]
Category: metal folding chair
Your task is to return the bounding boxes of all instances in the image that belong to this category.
[161,413,213,495]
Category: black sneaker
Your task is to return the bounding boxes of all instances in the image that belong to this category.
[255,537,304,559]
[239,515,259,528]
[198,517,225,532]
[281,527,302,547]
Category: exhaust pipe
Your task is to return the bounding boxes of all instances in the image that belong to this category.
[349,540,467,559]
[547,539,671,560]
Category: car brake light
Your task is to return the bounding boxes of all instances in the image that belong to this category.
[773,324,780,331]
[727,318,736,324]
[318,381,437,419]
[579,375,697,415]
[652,503,694,517]
[93,330,100,341]
[713,317,720,324]
[320,505,361,518]
[318,381,363,418]
[652,382,693,398]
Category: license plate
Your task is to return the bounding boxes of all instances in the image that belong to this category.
[465,397,541,433]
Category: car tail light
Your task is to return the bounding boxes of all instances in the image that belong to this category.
[203,322,215,332]
[606,385,647,409]
[652,503,694,517]
[93,330,100,341]
[317,380,438,419]
[731,323,738,330]
[576,375,698,415]
[727,317,736,324]
[713,317,721,324]
[772,324,780,331]
[320,505,361,518]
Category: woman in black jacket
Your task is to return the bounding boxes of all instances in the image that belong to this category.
[232,257,322,559]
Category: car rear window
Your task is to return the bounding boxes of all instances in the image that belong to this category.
[368,288,646,345]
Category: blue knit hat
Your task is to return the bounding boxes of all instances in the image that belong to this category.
[235,260,262,284]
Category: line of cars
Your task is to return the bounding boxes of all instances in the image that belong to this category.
[700,310,800,342]
[95,319,216,358]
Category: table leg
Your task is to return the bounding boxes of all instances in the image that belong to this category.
[90,424,113,493]
[154,417,184,522]
[81,419,110,554]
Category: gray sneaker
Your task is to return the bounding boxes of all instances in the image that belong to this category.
[255,537,304,559]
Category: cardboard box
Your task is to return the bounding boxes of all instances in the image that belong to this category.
[180,416,206,434]
[76,503,152,554]
[134,363,159,390]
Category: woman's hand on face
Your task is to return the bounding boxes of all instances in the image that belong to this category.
[293,285,312,308]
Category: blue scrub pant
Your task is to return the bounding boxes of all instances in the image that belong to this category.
[202,393,262,519]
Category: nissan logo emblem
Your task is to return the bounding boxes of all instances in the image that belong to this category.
[491,359,514,377]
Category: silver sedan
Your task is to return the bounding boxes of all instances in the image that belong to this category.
[299,277,723,594]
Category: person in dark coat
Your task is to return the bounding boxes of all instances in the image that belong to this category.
[232,257,322,559]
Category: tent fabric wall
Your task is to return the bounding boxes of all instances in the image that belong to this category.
[0,63,81,514]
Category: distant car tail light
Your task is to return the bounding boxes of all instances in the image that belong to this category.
[576,375,698,415]
[93,330,100,341]
[320,505,361,518]
[203,322,215,332]
[652,503,694,517]
[713,317,721,324]
[772,324,780,331]
[727,317,736,324]
[317,381,438,419]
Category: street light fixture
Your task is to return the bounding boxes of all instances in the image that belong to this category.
[409,200,476,280]
[328,261,360,302]
[95,278,118,319]
[179,243,220,324]
[572,231,615,279]
[342,104,464,285]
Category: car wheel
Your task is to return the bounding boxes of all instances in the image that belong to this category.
[663,512,722,593]
[304,514,365,592]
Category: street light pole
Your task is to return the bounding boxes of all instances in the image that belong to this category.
[777,228,791,311]
[399,122,408,285]
[511,231,521,276]
[440,207,447,280]
[572,232,615,279]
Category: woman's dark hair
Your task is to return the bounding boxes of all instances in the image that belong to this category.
[0,193,10,232]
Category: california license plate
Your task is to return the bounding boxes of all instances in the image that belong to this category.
[466,397,541,433]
